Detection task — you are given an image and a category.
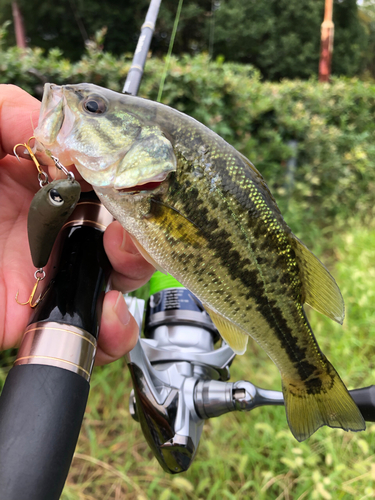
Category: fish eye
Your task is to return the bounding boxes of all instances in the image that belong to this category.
[83,95,107,114]
[49,189,64,206]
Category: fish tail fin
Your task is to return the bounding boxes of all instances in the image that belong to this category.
[282,362,366,442]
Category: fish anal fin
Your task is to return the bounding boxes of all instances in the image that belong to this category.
[204,306,248,355]
[283,364,365,442]
[291,236,345,324]
[128,234,168,275]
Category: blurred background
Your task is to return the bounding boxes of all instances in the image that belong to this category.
[1,1,375,498]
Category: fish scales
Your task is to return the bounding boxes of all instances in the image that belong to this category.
[156,144,323,385]
[33,83,365,441]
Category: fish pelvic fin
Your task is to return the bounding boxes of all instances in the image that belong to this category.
[204,306,248,355]
[291,236,345,324]
[283,362,365,442]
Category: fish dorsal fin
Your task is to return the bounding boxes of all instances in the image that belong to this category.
[128,234,168,275]
[291,236,345,324]
[204,305,249,355]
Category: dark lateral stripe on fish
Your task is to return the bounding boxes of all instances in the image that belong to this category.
[171,182,297,294]
[257,301,324,389]
[162,163,329,390]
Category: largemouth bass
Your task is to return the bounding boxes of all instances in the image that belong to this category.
[33,83,365,441]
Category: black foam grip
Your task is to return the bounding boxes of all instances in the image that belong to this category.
[0,364,89,500]
[350,385,375,422]
[31,224,110,336]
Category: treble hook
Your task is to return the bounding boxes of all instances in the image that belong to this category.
[13,137,49,186]
[15,268,47,308]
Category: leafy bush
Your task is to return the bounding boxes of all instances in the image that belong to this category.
[1,40,375,244]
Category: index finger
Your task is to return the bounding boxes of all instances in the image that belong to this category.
[0,84,41,159]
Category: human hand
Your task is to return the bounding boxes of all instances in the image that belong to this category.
[0,84,155,364]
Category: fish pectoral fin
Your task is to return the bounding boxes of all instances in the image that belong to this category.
[128,234,168,275]
[114,126,176,188]
[282,362,365,442]
[204,306,248,355]
[291,236,345,324]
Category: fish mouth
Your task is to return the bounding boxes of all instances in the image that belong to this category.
[37,84,77,145]
[34,83,80,168]
[38,84,65,140]
[39,84,63,116]
[34,83,66,162]
[117,179,167,194]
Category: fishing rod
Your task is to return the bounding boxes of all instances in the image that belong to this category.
[123,0,161,96]
[0,2,161,498]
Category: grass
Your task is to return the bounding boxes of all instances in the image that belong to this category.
[58,221,375,499]
[1,220,375,499]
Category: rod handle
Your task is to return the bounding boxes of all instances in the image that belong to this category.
[350,385,375,422]
[0,363,89,500]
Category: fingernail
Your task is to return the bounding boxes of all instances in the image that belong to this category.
[120,229,127,251]
[113,292,130,325]
[121,231,140,255]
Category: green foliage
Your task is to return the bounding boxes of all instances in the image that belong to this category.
[0,0,151,61]
[0,0,370,79]
[0,20,10,49]
[0,31,132,95]
[213,0,368,80]
[1,45,375,245]
[332,0,369,77]
[359,0,375,79]
[213,0,323,81]
[0,0,211,61]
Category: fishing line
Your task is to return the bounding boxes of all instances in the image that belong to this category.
[157,0,184,103]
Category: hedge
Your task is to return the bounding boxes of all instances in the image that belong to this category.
[1,38,375,244]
